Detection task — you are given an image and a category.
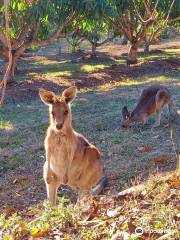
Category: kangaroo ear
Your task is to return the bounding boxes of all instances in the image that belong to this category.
[39,88,56,105]
[62,86,77,103]
[122,106,130,119]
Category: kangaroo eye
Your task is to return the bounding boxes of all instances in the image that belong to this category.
[64,110,68,115]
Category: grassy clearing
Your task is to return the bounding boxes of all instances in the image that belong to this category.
[16,58,114,82]
[0,45,180,238]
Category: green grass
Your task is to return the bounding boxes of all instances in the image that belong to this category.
[16,59,114,82]
[0,45,179,239]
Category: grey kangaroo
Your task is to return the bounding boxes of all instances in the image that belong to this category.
[122,85,173,128]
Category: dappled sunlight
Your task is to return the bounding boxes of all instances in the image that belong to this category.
[138,49,180,62]
[139,55,168,61]
[97,74,176,92]
[25,61,112,80]
[44,71,72,77]
[26,56,67,65]
[36,59,67,66]
[165,49,180,53]
[80,64,109,73]
[78,87,92,94]
[0,120,13,131]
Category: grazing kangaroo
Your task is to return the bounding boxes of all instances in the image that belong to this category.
[122,85,173,128]
[39,86,107,205]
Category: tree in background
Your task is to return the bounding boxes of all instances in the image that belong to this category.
[0,0,84,82]
[66,28,85,53]
[0,0,12,107]
[144,0,180,53]
[78,18,116,58]
[104,0,177,64]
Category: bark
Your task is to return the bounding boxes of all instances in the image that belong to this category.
[2,50,18,82]
[9,55,17,82]
[127,43,138,65]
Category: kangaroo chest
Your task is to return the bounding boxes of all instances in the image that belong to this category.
[47,135,74,182]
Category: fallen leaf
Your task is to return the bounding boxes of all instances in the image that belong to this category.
[127,217,136,234]
[174,213,180,221]
[4,207,15,218]
[19,223,29,237]
[86,204,99,221]
[13,178,29,185]
[174,200,180,210]
[149,155,168,165]
[31,228,48,238]
[138,146,154,153]
[141,231,163,239]
[166,176,180,188]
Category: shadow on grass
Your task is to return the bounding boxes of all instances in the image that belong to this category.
[3,52,179,104]
[0,73,179,208]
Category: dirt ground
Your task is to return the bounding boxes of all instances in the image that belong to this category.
[0,39,179,210]
[3,38,180,102]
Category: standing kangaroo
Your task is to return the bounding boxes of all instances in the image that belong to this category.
[122,85,173,128]
[39,86,107,205]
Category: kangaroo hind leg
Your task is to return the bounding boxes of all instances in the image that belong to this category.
[168,97,173,116]
[154,90,166,127]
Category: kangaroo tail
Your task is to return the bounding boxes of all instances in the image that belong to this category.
[91,176,108,196]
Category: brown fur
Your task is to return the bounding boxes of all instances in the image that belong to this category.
[122,85,173,128]
[39,87,103,205]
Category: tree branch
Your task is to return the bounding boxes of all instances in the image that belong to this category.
[13,12,76,59]
[164,0,175,25]
[97,35,116,47]
[103,14,123,34]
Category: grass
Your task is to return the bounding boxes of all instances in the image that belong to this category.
[0,171,179,239]
[0,44,180,239]
[17,59,114,82]
[0,120,13,131]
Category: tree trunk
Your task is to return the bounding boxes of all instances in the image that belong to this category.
[4,54,17,82]
[10,56,16,82]
[91,43,97,58]
[127,44,138,65]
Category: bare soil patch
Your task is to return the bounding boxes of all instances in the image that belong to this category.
[3,39,180,102]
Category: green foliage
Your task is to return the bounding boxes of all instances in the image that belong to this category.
[0,198,80,239]
[80,18,108,43]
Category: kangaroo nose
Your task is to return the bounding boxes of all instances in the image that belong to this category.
[56,123,63,130]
